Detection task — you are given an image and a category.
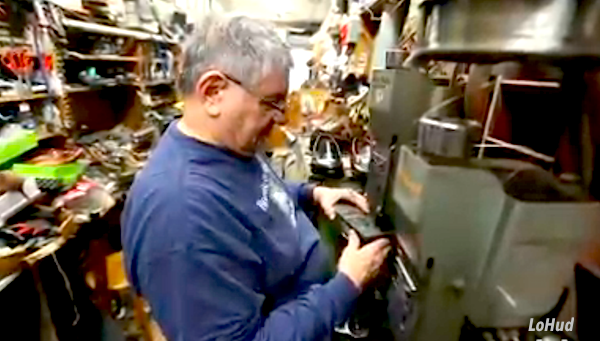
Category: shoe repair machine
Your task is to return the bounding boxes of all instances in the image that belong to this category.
[353,1,600,340]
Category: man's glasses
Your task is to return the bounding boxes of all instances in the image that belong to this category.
[220,72,287,116]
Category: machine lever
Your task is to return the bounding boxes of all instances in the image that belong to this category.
[395,255,418,293]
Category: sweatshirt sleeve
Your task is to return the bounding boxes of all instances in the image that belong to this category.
[285,181,316,212]
[140,189,360,341]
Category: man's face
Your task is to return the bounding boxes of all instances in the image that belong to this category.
[221,69,288,155]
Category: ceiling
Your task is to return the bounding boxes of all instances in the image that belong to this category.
[211,0,331,24]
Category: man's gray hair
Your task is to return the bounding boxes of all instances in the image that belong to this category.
[178,15,293,94]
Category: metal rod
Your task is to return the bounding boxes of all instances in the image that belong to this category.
[421,95,463,117]
[478,75,502,159]
[485,137,555,163]
[396,256,417,293]
[501,79,560,88]
[496,285,517,308]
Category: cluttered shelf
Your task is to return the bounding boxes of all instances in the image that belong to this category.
[0,36,28,45]
[65,51,141,63]
[0,0,184,338]
[0,101,181,341]
[0,127,151,268]
[0,78,175,102]
[0,92,49,103]
[139,78,175,87]
[147,98,176,108]
[0,22,28,45]
[66,83,125,93]
[62,18,178,44]
[65,79,175,93]
[0,82,168,100]
[0,212,79,270]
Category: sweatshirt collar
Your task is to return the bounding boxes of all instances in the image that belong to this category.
[166,120,256,163]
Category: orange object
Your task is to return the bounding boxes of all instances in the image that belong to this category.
[266,91,304,149]
[106,251,129,291]
[1,48,34,75]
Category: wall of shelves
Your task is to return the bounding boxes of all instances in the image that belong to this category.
[0,4,181,134]
[0,3,184,340]
[62,18,178,44]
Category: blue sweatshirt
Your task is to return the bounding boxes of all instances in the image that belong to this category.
[121,122,360,341]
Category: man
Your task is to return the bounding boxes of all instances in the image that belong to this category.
[122,15,390,341]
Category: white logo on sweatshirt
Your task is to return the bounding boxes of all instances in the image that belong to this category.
[256,157,296,227]
[256,171,269,212]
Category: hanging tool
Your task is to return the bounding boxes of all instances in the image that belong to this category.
[0,48,34,95]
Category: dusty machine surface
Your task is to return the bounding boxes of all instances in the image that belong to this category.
[387,146,598,341]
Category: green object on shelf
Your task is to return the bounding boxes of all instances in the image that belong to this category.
[12,162,85,185]
[0,129,38,166]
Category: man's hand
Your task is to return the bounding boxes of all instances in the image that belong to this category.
[313,187,369,219]
[338,230,390,290]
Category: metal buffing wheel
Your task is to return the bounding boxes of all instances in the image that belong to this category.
[410,0,600,66]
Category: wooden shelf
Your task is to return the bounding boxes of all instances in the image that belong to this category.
[66,82,133,93]
[147,98,176,108]
[139,79,175,87]
[66,51,140,62]
[0,36,28,45]
[66,78,173,92]
[36,132,65,141]
[63,18,178,44]
[0,92,49,103]
[66,85,94,93]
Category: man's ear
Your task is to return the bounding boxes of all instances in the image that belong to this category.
[195,71,229,117]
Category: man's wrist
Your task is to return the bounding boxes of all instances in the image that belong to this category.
[312,186,323,204]
[338,270,362,292]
